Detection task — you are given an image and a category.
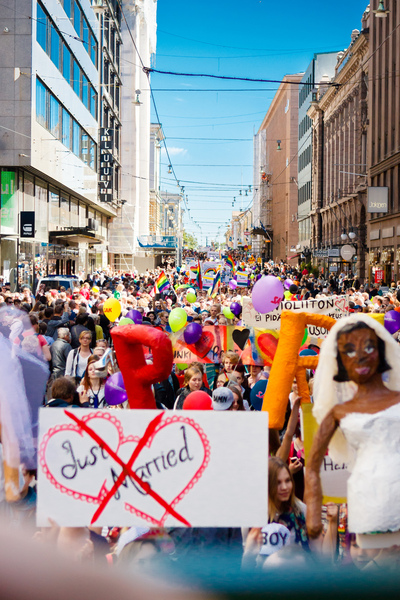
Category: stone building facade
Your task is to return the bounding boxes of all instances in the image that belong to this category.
[308,24,369,280]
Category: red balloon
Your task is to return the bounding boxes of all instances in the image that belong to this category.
[182,391,212,410]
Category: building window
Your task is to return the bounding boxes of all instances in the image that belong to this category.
[90,85,97,119]
[72,120,80,155]
[82,73,89,109]
[73,0,82,36]
[62,108,71,149]
[72,60,80,96]
[90,32,97,66]
[49,95,60,138]
[62,45,71,83]
[82,16,89,51]
[89,137,96,170]
[36,3,48,51]
[81,131,89,164]
[63,0,72,19]
[50,25,60,69]
[36,78,47,128]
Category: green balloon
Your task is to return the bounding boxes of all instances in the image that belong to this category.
[169,307,188,332]
[119,317,134,326]
[176,363,189,371]
[223,305,235,320]
[114,291,121,299]
[301,327,308,346]
[186,291,197,303]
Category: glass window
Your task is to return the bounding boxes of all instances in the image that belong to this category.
[49,187,60,227]
[60,195,70,227]
[63,0,72,18]
[72,120,80,155]
[36,3,47,52]
[36,78,47,128]
[62,108,71,149]
[82,17,89,50]
[73,1,81,36]
[49,95,60,138]
[90,85,97,119]
[81,131,88,164]
[90,33,97,66]
[89,137,96,170]
[62,45,71,83]
[35,179,48,242]
[81,73,88,108]
[73,60,80,96]
[70,198,79,227]
[24,173,35,212]
[50,26,60,68]
[78,201,86,228]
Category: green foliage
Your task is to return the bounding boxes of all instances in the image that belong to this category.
[183,230,198,249]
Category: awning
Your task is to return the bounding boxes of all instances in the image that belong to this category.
[49,228,105,245]
[287,253,301,260]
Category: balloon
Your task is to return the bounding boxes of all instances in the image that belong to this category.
[284,279,293,289]
[301,327,308,346]
[182,391,212,410]
[229,280,237,290]
[186,291,197,303]
[230,302,242,317]
[118,317,134,326]
[104,371,128,405]
[250,380,268,411]
[184,322,202,344]
[188,288,195,294]
[251,276,284,314]
[223,306,235,320]
[113,291,121,299]
[169,307,187,332]
[126,309,143,324]
[299,348,318,357]
[176,363,189,371]
[384,310,400,334]
[92,286,99,294]
[284,290,292,300]
[103,297,121,322]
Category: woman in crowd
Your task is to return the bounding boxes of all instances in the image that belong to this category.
[174,366,211,410]
[226,382,245,411]
[77,354,106,408]
[65,330,93,384]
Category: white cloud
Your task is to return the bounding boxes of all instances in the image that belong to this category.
[161,147,187,156]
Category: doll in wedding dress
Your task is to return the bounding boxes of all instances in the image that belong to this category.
[305,314,400,548]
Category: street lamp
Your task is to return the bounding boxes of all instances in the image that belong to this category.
[373,1,389,17]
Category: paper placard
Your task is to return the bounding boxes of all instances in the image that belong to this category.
[37,409,269,527]
[302,403,350,503]
[242,295,348,337]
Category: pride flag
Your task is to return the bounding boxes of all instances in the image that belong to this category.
[207,267,221,298]
[155,271,170,293]
[225,255,236,271]
[190,260,203,290]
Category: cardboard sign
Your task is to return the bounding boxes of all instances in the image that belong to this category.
[202,262,218,288]
[242,295,348,337]
[37,409,269,527]
[301,403,349,503]
[236,271,249,287]
[170,325,279,365]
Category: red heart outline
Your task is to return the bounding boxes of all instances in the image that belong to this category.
[334,298,347,313]
[39,412,211,526]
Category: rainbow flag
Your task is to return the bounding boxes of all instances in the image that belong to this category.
[190,260,203,290]
[155,271,170,292]
[207,267,221,298]
[225,255,236,271]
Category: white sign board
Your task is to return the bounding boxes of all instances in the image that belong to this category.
[242,295,349,338]
[37,409,269,527]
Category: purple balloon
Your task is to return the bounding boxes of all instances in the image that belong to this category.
[256,274,262,281]
[384,310,400,334]
[126,309,143,324]
[230,301,242,317]
[105,371,128,406]
[229,279,237,290]
[284,278,294,289]
[184,322,202,345]
[251,275,284,314]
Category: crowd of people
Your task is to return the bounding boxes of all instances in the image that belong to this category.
[0,251,399,577]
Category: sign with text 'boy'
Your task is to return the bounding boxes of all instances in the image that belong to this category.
[37,409,268,527]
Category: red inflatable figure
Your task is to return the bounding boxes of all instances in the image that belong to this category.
[111,325,173,409]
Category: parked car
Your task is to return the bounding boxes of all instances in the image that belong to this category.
[36,274,80,293]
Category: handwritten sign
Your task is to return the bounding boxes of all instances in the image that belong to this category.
[242,295,348,337]
[301,403,350,502]
[37,409,269,527]
[170,325,278,365]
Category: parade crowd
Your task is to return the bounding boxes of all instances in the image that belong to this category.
[1,250,400,576]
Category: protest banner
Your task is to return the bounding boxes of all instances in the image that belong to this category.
[301,403,349,503]
[37,409,269,527]
[236,271,249,287]
[170,325,278,365]
[242,295,348,337]
[202,262,218,288]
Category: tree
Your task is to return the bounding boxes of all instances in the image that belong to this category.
[183,230,198,249]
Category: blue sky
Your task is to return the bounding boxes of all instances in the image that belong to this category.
[151,0,369,245]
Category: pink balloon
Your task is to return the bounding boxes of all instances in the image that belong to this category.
[251,275,284,314]
[284,278,293,289]
[229,280,237,290]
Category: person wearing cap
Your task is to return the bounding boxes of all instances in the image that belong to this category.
[211,387,235,411]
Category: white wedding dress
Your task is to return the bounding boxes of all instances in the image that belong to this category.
[340,403,400,534]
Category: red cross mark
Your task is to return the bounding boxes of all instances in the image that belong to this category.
[64,410,191,527]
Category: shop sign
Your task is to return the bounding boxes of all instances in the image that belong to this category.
[375,269,384,283]
[99,128,113,203]
[328,248,340,257]
[20,211,35,238]
[1,171,17,234]
[367,187,388,213]
[340,244,355,261]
